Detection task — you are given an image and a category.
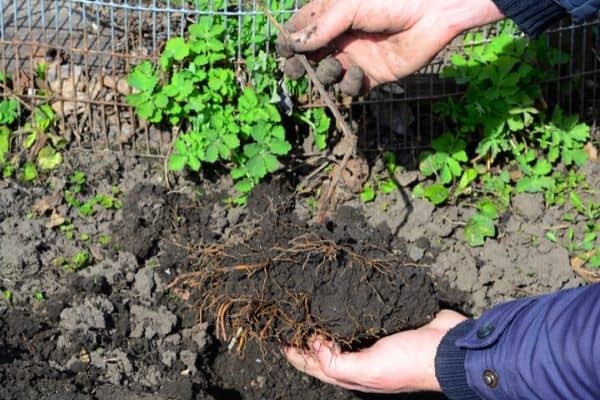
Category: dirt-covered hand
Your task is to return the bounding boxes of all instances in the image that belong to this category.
[277,0,504,93]
[283,310,467,393]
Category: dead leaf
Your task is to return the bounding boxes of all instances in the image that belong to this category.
[570,251,600,283]
[89,245,105,262]
[508,166,522,181]
[102,75,131,95]
[34,193,62,215]
[584,141,598,161]
[46,209,65,229]
[339,157,369,193]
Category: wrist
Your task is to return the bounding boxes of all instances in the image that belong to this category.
[434,0,505,38]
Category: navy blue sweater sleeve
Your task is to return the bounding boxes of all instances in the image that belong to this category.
[435,284,600,399]
[492,0,600,36]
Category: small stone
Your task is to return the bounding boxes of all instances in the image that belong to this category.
[133,267,155,300]
[394,170,419,187]
[408,245,425,262]
[182,322,208,351]
[160,350,177,367]
[179,350,198,375]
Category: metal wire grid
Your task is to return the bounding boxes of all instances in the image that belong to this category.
[1,1,599,158]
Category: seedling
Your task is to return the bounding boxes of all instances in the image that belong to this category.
[33,288,45,302]
[53,250,93,271]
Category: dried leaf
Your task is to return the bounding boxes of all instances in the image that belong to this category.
[584,141,598,161]
[46,209,65,229]
[34,193,62,215]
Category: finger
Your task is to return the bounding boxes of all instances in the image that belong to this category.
[276,0,329,57]
[337,64,365,96]
[312,340,376,385]
[289,0,355,53]
[283,345,376,392]
[315,56,343,86]
[282,55,306,80]
[427,310,468,331]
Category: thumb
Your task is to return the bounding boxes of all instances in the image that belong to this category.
[288,1,355,53]
[312,340,372,384]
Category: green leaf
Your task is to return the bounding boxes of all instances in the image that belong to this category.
[532,159,552,176]
[234,178,254,194]
[127,61,158,92]
[22,162,38,181]
[478,199,499,220]
[168,153,187,171]
[456,168,478,194]
[360,186,376,203]
[269,138,292,155]
[464,214,496,247]
[0,126,9,162]
[380,180,398,194]
[37,146,62,170]
[545,231,558,243]
[570,192,584,213]
[263,153,280,173]
[0,99,19,125]
[422,184,449,205]
[204,142,219,163]
[569,123,589,141]
[188,155,201,171]
[246,154,267,178]
[161,37,190,67]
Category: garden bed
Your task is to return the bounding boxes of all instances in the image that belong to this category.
[0,145,596,400]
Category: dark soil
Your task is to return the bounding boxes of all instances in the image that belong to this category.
[120,180,440,347]
[0,148,594,400]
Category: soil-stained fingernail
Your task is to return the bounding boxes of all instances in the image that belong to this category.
[339,65,364,97]
[316,57,342,86]
[282,55,306,80]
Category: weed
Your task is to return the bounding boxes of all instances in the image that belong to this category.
[3,289,12,306]
[413,21,593,254]
[53,250,93,271]
[33,288,45,302]
[127,0,330,204]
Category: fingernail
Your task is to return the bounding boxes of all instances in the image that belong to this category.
[311,340,322,353]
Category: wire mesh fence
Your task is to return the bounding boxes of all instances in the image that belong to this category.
[1,0,599,158]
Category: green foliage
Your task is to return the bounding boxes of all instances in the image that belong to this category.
[360,185,375,203]
[413,22,593,250]
[464,200,499,246]
[54,250,93,271]
[3,289,12,304]
[64,171,122,217]
[0,100,64,180]
[360,152,402,203]
[33,288,45,302]
[127,0,329,203]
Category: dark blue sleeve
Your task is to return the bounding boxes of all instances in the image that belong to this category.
[492,0,600,36]
[435,284,600,399]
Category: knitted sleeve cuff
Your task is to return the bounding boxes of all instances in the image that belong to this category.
[492,0,568,36]
[434,319,480,400]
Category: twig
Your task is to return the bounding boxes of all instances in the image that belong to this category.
[260,5,358,223]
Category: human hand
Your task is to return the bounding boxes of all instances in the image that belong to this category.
[283,310,467,393]
[278,0,504,92]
